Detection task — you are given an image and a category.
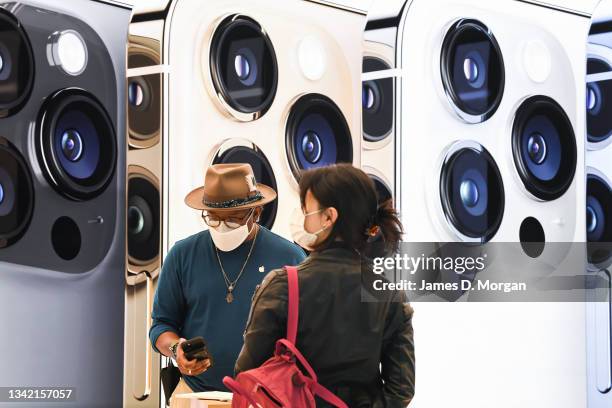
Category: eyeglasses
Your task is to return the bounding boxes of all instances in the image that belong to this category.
[202,208,255,229]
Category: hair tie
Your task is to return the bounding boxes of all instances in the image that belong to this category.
[366,224,380,237]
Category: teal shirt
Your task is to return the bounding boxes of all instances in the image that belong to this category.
[149,226,306,391]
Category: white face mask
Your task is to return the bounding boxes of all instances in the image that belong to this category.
[209,211,254,252]
[290,207,328,250]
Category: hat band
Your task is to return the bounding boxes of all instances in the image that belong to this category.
[203,191,264,209]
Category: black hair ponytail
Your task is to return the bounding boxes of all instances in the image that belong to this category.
[370,198,403,254]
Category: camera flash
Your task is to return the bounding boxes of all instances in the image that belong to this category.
[47,30,88,76]
[297,35,327,81]
[523,40,551,83]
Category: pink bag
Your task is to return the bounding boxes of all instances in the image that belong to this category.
[223,266,347,408]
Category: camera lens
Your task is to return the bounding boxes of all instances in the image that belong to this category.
[234,54,250,80]
[0,9,34,117]
[586,174,611,266]
[128,75,160,146]
[37,89,116,201]
[586,57,612,144]
[128,205,145,235]
[459,178,479,208]
[362,84,377,111]
[441,19,504,122]
[0,139,34,248]
[362,57,393,142]
[586,86,596,111]
[512,96,576,201]
[60,130,84,162]
[286,94,352,179]
[235,54,250,79]
[440,143,504,242]
[127,52,161,147]
[213,141,278,230]
[586,205,598,235]
[128,81,144,107]
[128,172,160,266]
[210,15,278,117]
[233,50,258,86]
[527,133,547,165]
[301,131,322,164]
[463,55,480,85]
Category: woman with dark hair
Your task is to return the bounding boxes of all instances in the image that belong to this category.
[235,164,415,407]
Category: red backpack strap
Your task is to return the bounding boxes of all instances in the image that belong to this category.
[282,266,348,408]
[284,266,299,344]
[275,339,317,380]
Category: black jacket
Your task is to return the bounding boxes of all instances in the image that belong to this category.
[235,245,415,407]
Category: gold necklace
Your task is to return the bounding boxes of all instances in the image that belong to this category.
[214,226,259,303]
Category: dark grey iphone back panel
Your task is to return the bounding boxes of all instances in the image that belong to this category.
[0,1,129,407]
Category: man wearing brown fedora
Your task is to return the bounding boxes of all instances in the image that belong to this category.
[149,163,305,405]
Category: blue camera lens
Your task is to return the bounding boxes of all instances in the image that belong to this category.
[128,205,145,235]
[286,94,352,178]
[295,114,335,169]
[127,66,160,144]
[586,204,598,235]
[211,16,277,115]
[128,175,160,264]
[586,175,610,243]
[441,20,504,121]
[362,83,376,111]
[128,81,144,107]
[463,57,478,83]
[60,129,84,162]
[39,90,116,200]
[521,117,560,182]
[462,51,486,89]
[512,96,575,201]
[441,145,504,242]
[586,174,611,266]
[362,57,394,142]
[587,58,612,144]
[0,167,14,218]
[233,48,258,87]
[0,140,34,246]
[234,53,251,81]
[460,178,479,209]
[0,10,34,116]
[0,45,12,82]
[586,84,598,113]
[54,109,100,180]
[527,133,547,165]
[301,131,322,164]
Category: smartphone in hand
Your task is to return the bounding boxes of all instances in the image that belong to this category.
[181,337,213,365]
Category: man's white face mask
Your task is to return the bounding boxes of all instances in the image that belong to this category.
[209,210,255,252]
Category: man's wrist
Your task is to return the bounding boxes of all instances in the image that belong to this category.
[169,340,180,359]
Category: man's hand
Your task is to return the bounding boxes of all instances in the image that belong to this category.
[176,338,212,377]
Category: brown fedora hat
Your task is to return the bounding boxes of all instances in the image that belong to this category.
[185,163,277,211]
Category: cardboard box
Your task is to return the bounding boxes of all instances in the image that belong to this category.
[174,392,232,408]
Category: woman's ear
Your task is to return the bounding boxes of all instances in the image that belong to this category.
[324,207,339,226]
